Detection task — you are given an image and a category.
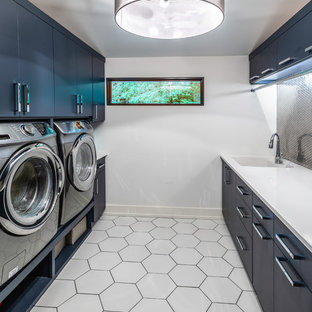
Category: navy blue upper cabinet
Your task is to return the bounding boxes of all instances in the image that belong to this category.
[92,56,105,123]
[54,31,93,118]
[18,6,54,117]
[54,30,78,117]
[0,0,19,117]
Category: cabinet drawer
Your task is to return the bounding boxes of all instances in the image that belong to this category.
[274,243,312,312]
[235,176,252,208]
[253,195,274,237]
[274,217,312,292]
[235,196,252,236]
[234,222,252,281]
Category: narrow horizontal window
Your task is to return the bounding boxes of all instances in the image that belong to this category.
[107,78,204,106]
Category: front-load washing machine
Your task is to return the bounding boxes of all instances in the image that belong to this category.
[0,122,64,286]
[54,121,96,226]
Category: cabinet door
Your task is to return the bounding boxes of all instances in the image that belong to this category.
[274,244,312,312]
[94,163,106,222]
[253,215,274,312]
[92,56,105,122]
[54,31,78,117]
[0,0,19,117]
[258,42,277,78]
[249,53,262,84]
[76,44,93,117]
[18,6,54,117]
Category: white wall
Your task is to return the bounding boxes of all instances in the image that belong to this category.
[94,56,275,218]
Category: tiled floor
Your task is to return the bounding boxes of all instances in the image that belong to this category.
[32,216,263,312]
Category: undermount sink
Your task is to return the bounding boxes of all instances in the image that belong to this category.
[232,156,293,168]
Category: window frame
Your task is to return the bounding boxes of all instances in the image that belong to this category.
[106,77,205,106]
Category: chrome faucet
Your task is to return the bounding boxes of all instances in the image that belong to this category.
[269,133,282,164]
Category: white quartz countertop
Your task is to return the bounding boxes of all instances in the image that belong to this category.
[221,154,312,254]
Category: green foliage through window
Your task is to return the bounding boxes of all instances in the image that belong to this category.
[107,78,203,105]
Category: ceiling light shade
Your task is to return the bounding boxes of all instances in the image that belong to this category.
[115,0,225,39]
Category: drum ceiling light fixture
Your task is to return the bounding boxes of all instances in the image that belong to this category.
[115,0,225,39]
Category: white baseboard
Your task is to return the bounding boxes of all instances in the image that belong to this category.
[104,204,223,219]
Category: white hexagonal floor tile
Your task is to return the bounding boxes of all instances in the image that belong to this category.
[237,291,262,312]
[170,248,202,265]
[93,220,115,231]
[223,250,243,268]
[137,274,176,299]
[119,245,150,262]
[215,224,231,236]
[100,214,117,220]
[196,242,227,257]
[229,268,253,291]
[219,236,237,250]
[107,225,133,237]
[194,229,222,242]
[126,232,153,245]
[111,262,146,283]
[172,234,200,248]
[152,218,176,227]
[172,223,197,234]
[147,240,176,254]
[72,243,100,260]
[37,280,76,307]
[57,259,89,280]
[168,287,211,312]
[85,230,108,244]
[198,257,233,277]
[150,227,176,239]
[89,252,121,270]
[131,221,155,232]
[58,294,102,312]
[131,298,174,312]
[100,283,142,312]
[31,308,56,312]
[143,255,176,273]
[76,270,113,294]
[214,219,226,225]
[201,277,241,303]
[174,218,195,223]
[114,216,137,226]
[169,265,206,287]
[98,237,127,252]
[136,217,155,221]
[208,303,243,312]
[193,220,217,229]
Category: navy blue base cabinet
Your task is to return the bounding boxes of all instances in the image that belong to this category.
[93,157,106,223]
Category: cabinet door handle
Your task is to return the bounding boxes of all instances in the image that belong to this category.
[236,186,249,196]
[76,94,80,114]
[23,84,30,113]
[305,45,312,53]
[275,234,304,260]
[278,57,295,66]
[14,83,22,113]
[253,223,270,240]
[250,75,260,81]
[236,207,248,219]
[252,205,271,220]
[236,236,246,251]
[275,257,304,287]
[95,105,98,119]
[98,164,105,170]
[80,95,84,114]
[261,68,275,75]
[96,178,99,194]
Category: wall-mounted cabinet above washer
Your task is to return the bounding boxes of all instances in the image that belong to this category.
[249,2,312,85]
[0,0,105,121]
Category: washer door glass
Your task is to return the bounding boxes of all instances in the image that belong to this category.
[10,157,54,225]
[76,143,93,182]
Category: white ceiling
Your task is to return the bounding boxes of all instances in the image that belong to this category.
[30,0,309,58]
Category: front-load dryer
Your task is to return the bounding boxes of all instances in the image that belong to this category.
[0,122,64,286]
[54,120,96,226]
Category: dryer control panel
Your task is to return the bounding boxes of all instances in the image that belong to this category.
[54,121,93,135]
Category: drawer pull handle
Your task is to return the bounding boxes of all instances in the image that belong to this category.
[305,45,312,53]
[275,234,304,260]
[98,164,105,169]
[275,257,304,287]
[236,207,248,219]
[278,57,295,66]
[250,75,260,81]
[252,205,272,220]
[236,186,249,196]
[261,68,275,75]
[252,223,270,240]
[235,236,246,251]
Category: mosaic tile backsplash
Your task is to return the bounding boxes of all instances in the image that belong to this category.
[277,72,312,169]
